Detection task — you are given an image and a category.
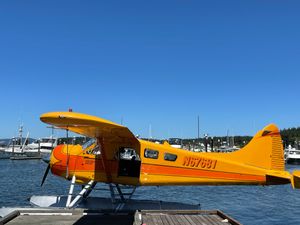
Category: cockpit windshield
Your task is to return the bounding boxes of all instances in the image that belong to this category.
[82,138,96,150]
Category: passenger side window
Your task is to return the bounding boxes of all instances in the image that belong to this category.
[144,149,159,159]
[164,153,177,161]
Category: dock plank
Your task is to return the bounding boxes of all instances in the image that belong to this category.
[143,214,156,225]
[162,214,175,225]
[152,214,163,225]
[169,215,185,225]
[189,215,207,225]
[176,214,189,225]
[5,214,134,225]
[202,214,228,225]
[183,214,198,225]
[210,214,229,225]
[165,214,178,225]
[143,213,164,225]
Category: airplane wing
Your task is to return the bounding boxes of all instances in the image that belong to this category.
[40,112,138,141]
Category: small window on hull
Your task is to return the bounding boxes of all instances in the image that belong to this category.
[164,153,177,161]
[144,149,159,159]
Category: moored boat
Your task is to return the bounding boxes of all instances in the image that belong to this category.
[285,145,300,164]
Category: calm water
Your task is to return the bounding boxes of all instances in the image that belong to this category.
[0,159,300,225]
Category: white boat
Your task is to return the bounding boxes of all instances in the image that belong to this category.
[0,125,30,158]
[25,136,57,162]
[285,145,300,164]
[215,145,240,153]
[26,136,57,154]
[168,138,183,149]
[0,141,25,158]
[0,125,57,159]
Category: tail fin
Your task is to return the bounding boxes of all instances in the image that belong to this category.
[229,124,285,171]
[221,124,300,189]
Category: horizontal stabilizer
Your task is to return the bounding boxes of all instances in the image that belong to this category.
[292,170,300,189]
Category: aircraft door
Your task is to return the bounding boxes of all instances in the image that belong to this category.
[118,147,141,178]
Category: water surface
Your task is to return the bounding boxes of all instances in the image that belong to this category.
[0,160,299,225]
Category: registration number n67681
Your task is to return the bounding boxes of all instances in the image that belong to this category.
[182,156,217,169]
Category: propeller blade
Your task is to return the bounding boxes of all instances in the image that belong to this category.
[41,164,50,187]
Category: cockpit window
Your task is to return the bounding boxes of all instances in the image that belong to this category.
[85,143,101,155]
[82,139,101,155]
[89,145,101,155]
[82,138,96,150]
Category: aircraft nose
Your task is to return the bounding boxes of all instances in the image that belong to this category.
[50,145,62,166]
[50,145,67,177]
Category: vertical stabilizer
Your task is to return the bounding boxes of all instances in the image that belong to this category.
[228,124,285,171]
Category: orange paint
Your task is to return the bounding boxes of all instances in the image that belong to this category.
[141,164,265,182]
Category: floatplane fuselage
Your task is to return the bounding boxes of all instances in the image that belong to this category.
[39,112,300,208]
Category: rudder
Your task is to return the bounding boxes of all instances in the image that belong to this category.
[228,124,285,171]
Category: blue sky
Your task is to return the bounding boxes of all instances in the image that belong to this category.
[0,1,299,139]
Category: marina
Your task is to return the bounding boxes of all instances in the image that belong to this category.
[1,148,300,224]
[0,125,55,160]
[1,111,300,225]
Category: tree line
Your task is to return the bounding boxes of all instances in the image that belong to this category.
[181,127,300,148]
[281,127,300,147]
[56,127,300,149]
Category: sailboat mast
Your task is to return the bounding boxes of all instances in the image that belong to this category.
[197,115,200,139]
[19,125,23,145]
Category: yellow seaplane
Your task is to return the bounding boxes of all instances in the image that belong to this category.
[39,111,300,208]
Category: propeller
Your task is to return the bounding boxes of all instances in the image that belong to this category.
[41,164,50,186]
[41,125,57,186]
[41,127,70,186]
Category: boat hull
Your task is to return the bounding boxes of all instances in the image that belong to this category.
[286,158,300,164]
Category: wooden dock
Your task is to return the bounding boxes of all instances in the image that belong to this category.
[139,210,242,225]
[0,209,242,225]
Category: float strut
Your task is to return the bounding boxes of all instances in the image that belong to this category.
[68,180,95,208]
[83,181,97,199]
[66,175,76,207]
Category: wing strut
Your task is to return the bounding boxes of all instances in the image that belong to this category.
[98,137,112,183]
